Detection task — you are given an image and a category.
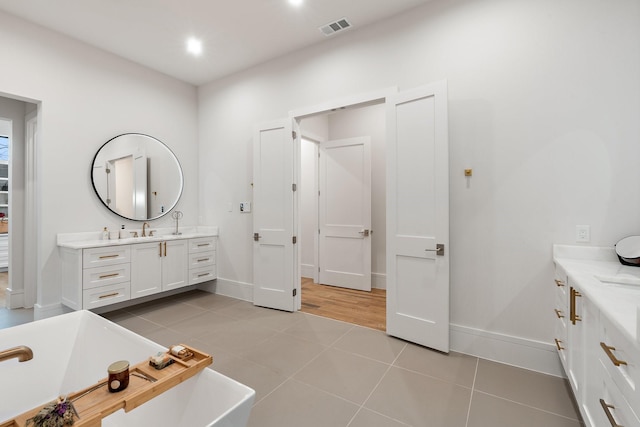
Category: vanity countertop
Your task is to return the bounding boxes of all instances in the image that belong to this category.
[553,244,640,347]
[57,226,218,250]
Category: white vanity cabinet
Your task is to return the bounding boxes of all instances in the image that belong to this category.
[61,245,132,310]
[130,239,188,298]
[553,250,640,427]
[60,234,217,310]
[188,236,217,285]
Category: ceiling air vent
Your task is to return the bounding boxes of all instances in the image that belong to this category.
[319,18,352,36]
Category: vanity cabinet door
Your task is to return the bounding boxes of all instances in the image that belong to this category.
[131,242,163,298]
[162,239,189,291]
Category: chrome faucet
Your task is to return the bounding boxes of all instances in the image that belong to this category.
[142,222,150,237]
[0,345,33,363]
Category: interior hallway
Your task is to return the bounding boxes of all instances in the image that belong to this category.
[300,277,386,331]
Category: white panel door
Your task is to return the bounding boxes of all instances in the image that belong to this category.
[386,81,450,352]
[319,137,372,291]
[253,119,296,311]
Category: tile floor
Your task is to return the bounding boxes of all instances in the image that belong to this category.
[1,290,583,426]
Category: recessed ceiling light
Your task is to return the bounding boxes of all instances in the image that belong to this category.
[288,0,303,6]
[186,37,202,56]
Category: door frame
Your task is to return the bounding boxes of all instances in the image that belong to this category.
[289,86,397,310]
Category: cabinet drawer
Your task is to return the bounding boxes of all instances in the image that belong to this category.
[599,314,640,410]
[82,263,131,290]
[83,246,130,268]
[594,360,640,427]
[188,265,217,285]
[83,282,131,310]
[188,251,215,269]
[189,237,216,254]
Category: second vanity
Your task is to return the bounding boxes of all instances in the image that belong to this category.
[58,227,217,310]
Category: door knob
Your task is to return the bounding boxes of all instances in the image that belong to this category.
[253,233,261,241]
[358,229,370,237]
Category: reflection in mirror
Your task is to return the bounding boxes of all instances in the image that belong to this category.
[92,133,183,221]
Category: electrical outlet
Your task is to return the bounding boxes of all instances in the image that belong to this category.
[576,225,590,243]
[240,202,251,213]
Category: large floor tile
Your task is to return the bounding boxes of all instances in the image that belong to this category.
[247,379,359,427]
[333,326,406,364]
[210,353,287,404]
[348,408,411,427]
[245,306,306,332]
[240,332,326,377]
[294,347,389,405]
[283,313,354,346]
[394,343,478,388]
[199,319,279,354]
[134,301,207,326]
[114,314,163,335]
[0,307,33,329]
[467,391,583,427]
[141,326,191,348]
[474,359,581,420]
[164,310,238,338]
[365,366,472,427]
[181,290,243,310]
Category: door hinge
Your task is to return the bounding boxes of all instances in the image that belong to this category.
[293,288,297,297]
[292,183,297,192]
[292,130,297,140]
[292,236,297,244]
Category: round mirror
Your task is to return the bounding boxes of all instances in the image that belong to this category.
[91,133,183,221]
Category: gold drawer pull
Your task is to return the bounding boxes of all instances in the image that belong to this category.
[554,309,564,319]
[570,287,582,324]
[197,243,210,247]
[197,273,210,278]
[555,279,565,287]
[98,292,119,300]
[196,258,209,262]
[99,254,119,259]
[554,339,564,351]
[600,342,628,366]
[99,273,119,279]
[600,399,623,427]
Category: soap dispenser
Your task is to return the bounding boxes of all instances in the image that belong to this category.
[119,225,125,239]
[102,227,109,240]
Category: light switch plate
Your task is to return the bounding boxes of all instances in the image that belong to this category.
[240,202,251,213]
[576,225,590,243]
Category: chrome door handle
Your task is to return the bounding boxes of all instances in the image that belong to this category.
[425,243,445,256]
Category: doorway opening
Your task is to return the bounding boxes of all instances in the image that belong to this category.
[297,99,387,331]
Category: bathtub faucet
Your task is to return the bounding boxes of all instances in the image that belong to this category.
[0,345,33,363]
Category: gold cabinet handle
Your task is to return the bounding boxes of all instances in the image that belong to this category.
[159,242,162,257]
[98,273,119,279]
[570,287,582,325]
[197,243,209,247]
[600,399,623,427]
[197,258,209,263]
[98,292,119,300]
[555,279,565,287]
[197,273,210,278]
[554,339,564,351]
[164,241,167,257]
[99,254,119,259]
[554,309,564,319]
[600,342,628,367]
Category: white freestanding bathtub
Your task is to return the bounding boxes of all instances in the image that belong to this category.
[0,310,254,426]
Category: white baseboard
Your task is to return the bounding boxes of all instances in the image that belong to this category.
[204,277,253,302]
[301,264,315,279]
[450,323,564,377]
[34,302,65,320]
[372,272,386,290]
[5,288,24,309]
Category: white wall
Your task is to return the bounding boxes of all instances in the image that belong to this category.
[0,11,198,316]
[198,0,640,371]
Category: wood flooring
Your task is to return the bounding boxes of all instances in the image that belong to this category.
[300,277,386,331]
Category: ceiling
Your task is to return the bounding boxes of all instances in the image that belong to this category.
[0,0,432,86]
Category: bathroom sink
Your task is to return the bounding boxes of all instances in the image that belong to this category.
[595,274,640,287]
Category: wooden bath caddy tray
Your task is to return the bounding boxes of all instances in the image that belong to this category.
[2,344,212,427]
